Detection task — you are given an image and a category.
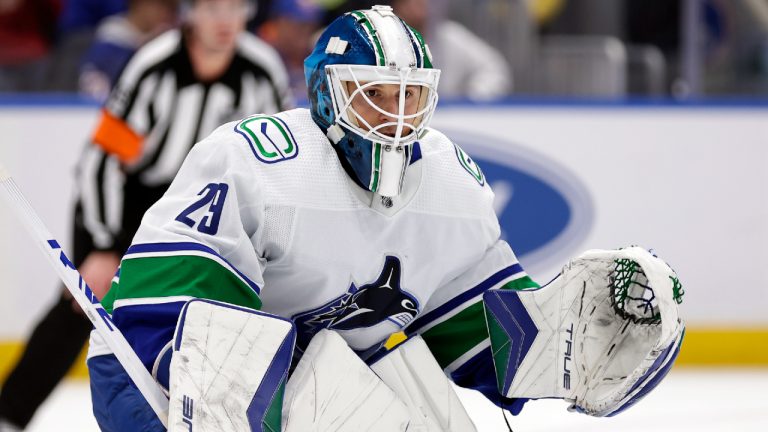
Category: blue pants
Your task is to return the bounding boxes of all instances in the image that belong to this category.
[87,354,165,432]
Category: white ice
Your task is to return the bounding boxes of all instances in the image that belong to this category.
[25,368,768,431]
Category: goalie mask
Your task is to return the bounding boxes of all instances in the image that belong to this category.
[305,5,440,197]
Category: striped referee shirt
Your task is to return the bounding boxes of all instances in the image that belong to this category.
[78,28,292,252]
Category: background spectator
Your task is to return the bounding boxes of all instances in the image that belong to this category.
[78,0,179,102]
[43,0,128,91]
[258,0,323,103]
[392,0,512,100]
[0,0,62,92]
[58,0,128,36]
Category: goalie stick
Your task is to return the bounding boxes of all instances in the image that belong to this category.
[0,162,169,427]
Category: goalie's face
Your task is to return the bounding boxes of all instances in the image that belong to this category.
[345,81,423,138]
[327,64,439,146]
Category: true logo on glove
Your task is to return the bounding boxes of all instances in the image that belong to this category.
[563,322,574,390]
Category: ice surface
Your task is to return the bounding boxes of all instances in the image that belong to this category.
[25,368,768,431]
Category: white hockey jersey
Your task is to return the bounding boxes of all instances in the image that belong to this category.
[97,108,537,398]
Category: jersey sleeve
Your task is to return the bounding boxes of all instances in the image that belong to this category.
[406,238,537,413]
[403,135,538,413]
[100,127,266,374]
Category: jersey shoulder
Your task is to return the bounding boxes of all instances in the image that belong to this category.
[409,127,496,219]
[419,127,489,190]
[213,109,360,208]
[220,108,326,165]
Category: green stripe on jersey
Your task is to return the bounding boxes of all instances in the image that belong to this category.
[500,275,539,291]
[102,255,262,313]
[421,301,486,368]
[418,275,539,368]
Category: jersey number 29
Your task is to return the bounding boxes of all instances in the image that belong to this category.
[175,183,229,235]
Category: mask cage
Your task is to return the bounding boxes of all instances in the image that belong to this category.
[326,64,440,146]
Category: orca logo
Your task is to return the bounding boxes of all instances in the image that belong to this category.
[293,256,419,350]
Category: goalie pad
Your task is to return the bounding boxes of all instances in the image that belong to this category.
[483,247,685,417]
[168,299,295,432]
[282,329,411,431]
[368,334,477,432]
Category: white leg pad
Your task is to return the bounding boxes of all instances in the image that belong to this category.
[282,329,411,432]
[369,335,477,432]
[168,299,295,432]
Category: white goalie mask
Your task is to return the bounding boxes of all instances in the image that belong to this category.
[328,65,440,147]
[305,5,440,197]
[327,65,439,196]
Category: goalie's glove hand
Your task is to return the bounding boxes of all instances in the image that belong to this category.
[483,247,685,417]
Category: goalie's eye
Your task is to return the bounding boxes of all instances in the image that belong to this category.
[361,86,418,100]
[364,88,381,98]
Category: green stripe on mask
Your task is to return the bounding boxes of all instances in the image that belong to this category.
[352,11,386,66]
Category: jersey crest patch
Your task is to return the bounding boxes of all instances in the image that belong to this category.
[292,256,420,350]
[235,115,299,164]
[454,143,485,186]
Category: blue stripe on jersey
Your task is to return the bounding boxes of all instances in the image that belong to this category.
[409,142,422,165]
[451,345,490,382]
[126,242,261,294]
[111,300,188,373]
[406,263,524,334]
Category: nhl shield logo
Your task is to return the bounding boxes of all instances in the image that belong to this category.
[235,115,299,164]
[292,256,420,351]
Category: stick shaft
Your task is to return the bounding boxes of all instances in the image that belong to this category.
[0,166,169,427]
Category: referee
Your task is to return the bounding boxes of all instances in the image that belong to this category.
[0,0,292,429]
